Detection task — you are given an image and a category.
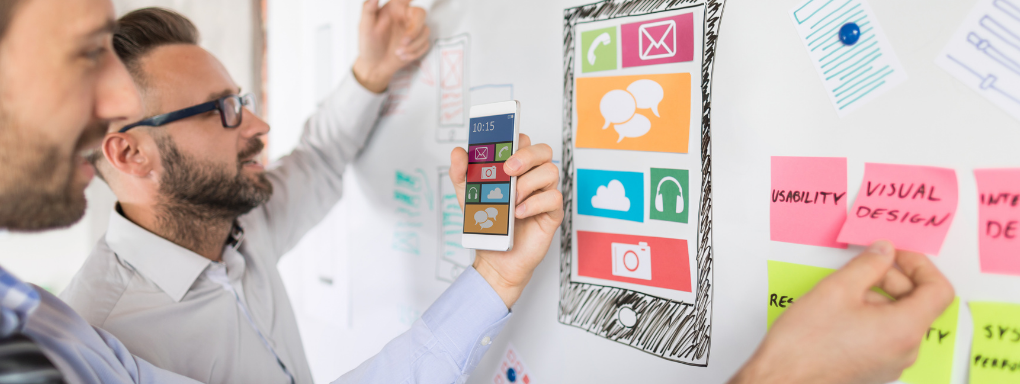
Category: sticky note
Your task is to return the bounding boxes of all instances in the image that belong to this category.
[837,163,959,255]
[975,169,1020,276]
[899,297,960,384]
[770,156,848,248]
[767,261,834,329]
[968,301,1020,383]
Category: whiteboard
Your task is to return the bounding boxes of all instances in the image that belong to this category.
[268,0,1020,383]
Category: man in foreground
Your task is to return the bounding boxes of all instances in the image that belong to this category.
[0,0,953,383]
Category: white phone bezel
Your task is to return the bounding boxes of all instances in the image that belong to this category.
[462,100,520,251]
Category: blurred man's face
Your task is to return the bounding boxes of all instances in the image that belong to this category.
[123,44,272,219]
[0,0,141,231]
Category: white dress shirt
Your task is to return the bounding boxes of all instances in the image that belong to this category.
[59,75,511,383]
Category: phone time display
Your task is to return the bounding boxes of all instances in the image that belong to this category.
[467,113,514,145]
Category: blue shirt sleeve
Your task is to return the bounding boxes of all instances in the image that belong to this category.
[332,267,511,384]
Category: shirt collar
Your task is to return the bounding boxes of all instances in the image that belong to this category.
[105,207,214,302]
[0,266,40,337]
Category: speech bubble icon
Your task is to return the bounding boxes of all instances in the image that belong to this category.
[614,113,651,143]
[474,211,488,226]
[627,79,664,117]
[480,220,493,229]
[485,207,499,219]
[599,89,636,129]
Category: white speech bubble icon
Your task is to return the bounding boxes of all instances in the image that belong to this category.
[614,114,651,143]
[599,89,636,129]
[480,220,493,229]
[485,207,499,219]
[627,80,664,117]
[474,211,488,226]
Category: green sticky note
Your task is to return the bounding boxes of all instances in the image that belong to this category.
[900,297,960,384]
[969,301,1020,383]
[580,27,617,73]
[766,261,834,329]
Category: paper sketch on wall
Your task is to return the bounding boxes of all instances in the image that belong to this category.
[392,168,433,255]
[437,167,474,283]
[561,0,723,366]
[937,0,1020,122]
[436,34,470,142]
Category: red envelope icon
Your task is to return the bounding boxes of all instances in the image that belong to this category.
[621,12,694,68]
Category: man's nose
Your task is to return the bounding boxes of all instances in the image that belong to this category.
[95,50,142,123]
[239,107,270,138]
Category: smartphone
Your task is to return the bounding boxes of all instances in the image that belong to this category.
[462,101,521,251]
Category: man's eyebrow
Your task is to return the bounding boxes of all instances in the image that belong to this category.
[206,88,242,102]
[85,19,117,38]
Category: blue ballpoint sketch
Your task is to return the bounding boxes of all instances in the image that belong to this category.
[790,0,907,117]
[938,0,1020,122]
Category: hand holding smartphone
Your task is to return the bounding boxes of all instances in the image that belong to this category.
[462,101,520,251]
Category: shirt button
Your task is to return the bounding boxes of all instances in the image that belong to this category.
[481,336,491,346]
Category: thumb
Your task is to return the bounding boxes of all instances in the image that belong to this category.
[361,0,380,25]
[822,240,896,297]
[449,147,468,209]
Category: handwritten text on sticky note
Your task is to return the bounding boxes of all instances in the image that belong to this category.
[969,301,1020,383]
[837,163,958,254]
[767,260,834,329]
[900,297,960,384]
[975,169,1020,276]
[771,157,848,248]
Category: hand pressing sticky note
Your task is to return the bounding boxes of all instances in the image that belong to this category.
[975,169,1020,276]
[900,297,960,384]
[771,156,848,248]
[837,163,958,255]
[767,260,834,329]
[969,302,1020,383]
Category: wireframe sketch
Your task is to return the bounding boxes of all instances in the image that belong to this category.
[436,34,470,142]
[561,0,723,366]
[938,0,1020,121]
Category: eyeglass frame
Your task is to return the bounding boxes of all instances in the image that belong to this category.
[118,93,258,133]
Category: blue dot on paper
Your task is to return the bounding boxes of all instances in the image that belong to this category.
[839,22,861,45]
[506,368,517,382]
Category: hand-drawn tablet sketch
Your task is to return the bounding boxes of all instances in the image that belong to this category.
[436,34,470,142]
[560,0,724,365]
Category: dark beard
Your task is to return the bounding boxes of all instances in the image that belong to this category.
[153,134,272,247]
[0,114,106,231]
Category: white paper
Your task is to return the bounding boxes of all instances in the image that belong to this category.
[790,0,907,117]
[937,0,1020,122]
[492,343,534,384]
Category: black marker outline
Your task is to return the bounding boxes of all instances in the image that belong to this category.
[560,0,724,366]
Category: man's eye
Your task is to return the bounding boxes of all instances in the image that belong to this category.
[84,47,107,61]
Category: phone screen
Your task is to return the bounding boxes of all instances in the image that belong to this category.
[463,113,516,236]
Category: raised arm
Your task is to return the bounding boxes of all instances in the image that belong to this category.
[253,0,431,257]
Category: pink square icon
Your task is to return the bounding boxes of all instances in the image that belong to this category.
[468,144,494,163]
[621,12,694,68]
[771,156,848,249]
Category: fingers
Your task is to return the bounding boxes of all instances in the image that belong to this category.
[515,163,559,204]
[362,0,380,22]
[518,133,532,149]
[504,143,552,177]
[516,189,564,220]
[864,290,893,304]
[449,147,468,208]
[397,25,431,62]
[891,251,955,323]
[875,258,916,300]
[402,7,428,43]
[821,240,896,297]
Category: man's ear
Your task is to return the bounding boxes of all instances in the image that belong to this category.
[102,132,154,178]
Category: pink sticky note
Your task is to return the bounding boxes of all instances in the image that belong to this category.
[975,168,1020,276]
[770,156,848,248]
[837,163,958,255]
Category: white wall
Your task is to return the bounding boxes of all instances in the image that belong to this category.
[0,0,259,294]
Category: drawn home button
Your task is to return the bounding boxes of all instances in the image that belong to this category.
[618,306,638,328]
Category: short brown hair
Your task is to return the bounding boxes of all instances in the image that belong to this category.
[113,7,199,78]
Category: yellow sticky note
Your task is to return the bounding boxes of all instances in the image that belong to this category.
[900,297,960,384]
[969,301,1020,383]
[766,260,834,329]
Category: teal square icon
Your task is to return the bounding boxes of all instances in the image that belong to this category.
[581,27,617,73]
[649,168,689,223]
[495,143,512,161]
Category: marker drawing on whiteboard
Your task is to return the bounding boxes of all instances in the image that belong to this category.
[562,0,720,366]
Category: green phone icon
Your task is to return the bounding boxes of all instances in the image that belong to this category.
[495,143,512,161]
[581,27,617,73]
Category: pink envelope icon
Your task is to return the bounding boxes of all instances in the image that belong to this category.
[622,12,694,68]
[474,146,488,160]
[468,144,494,162]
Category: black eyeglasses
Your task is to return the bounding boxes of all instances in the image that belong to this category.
[119,93,258,133]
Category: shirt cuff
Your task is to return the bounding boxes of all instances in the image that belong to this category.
[421,267,511,377]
